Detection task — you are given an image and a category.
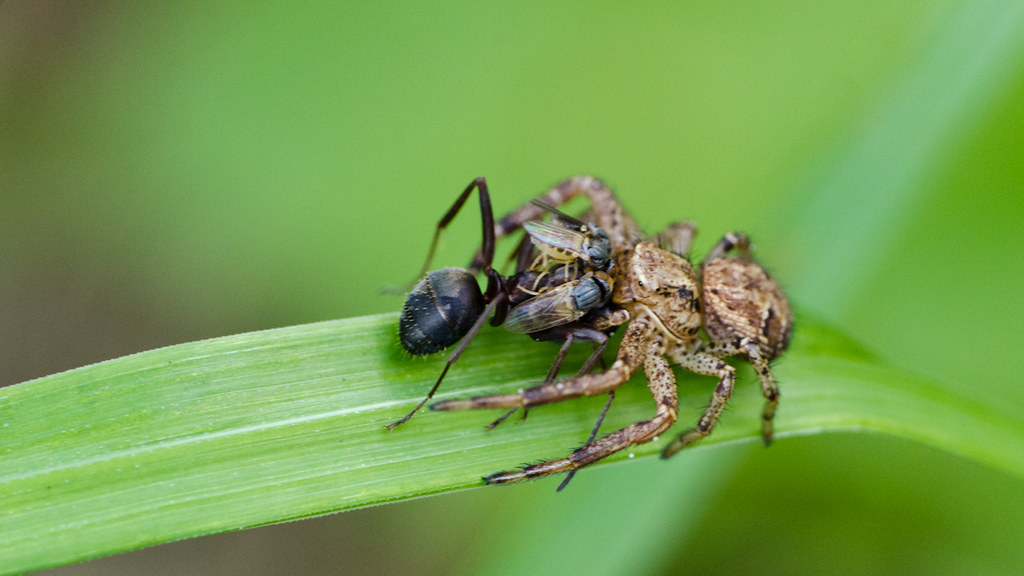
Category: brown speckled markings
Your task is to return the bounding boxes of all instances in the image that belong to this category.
[483,325,678,485]
[699,232,793,357]
[437,228,707,485]
[702,255,792,359]
[433,316,653,414]
[662,232,793,456]
[433,180,794,487]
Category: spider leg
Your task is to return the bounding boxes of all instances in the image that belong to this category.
[660,345,737,458]
[469,175,640,270]
[485,332,577,431]
[431,318,650,413]
[703,231,752,263]
[486,351,677,485]
[552,329,614,491]
[699,338,780,446]
[656,221,698,258]
[733,340,780,445]
[485,325,609,430]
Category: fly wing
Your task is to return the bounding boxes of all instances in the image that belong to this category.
[529,199,585,228]
[504,283,584,334]
[524,220,585,260]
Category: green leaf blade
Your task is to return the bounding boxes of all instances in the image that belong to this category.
[2,312,1022,574]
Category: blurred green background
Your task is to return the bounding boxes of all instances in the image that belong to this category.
[2,1,1023,575]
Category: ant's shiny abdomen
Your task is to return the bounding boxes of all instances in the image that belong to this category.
[399,267,485,355]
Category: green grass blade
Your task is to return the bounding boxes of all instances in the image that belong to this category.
[2,312,1022,574]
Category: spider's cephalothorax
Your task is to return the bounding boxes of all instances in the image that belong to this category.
[428,176,793,486]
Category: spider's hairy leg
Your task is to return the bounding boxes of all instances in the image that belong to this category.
[660,346,737,459]
[490,176,615,237]
[703,231,752,262]
[486,328,607,430]
[485,351,678,485]
[657,221,698,258]
[703,338,780,445]
[556,388,616,491]
[699,244,791,447]
[748,344,780,445]
[430,318,650,413]
[469,175,639,268]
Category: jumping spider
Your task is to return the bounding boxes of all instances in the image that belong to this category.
[430,176,793,485]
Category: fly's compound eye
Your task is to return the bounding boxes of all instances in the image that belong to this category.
[585,244,611,270]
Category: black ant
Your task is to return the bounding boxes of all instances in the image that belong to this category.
[389,178,617,430]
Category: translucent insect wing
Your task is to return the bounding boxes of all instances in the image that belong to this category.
[524,220,585,258]
[503,283,584,334]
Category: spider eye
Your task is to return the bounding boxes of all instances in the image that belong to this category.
[637,280,644,287]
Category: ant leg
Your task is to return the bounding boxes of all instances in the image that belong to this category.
[485,333,575,430]
[488,316,619,430]
[485,408,520,431]
[431,317,650,414]
[660,346,737,458]
[587,307,627,373]
[566,332,614,465]
[486,325,609,430]
[512,230,536,274]
[539,325,610,382]
[488,352,678,485]
[556,389,615,491]
[575,331,608,376]
[542,333,575,384]
[386,292,506,430]
[411,177,500,286]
